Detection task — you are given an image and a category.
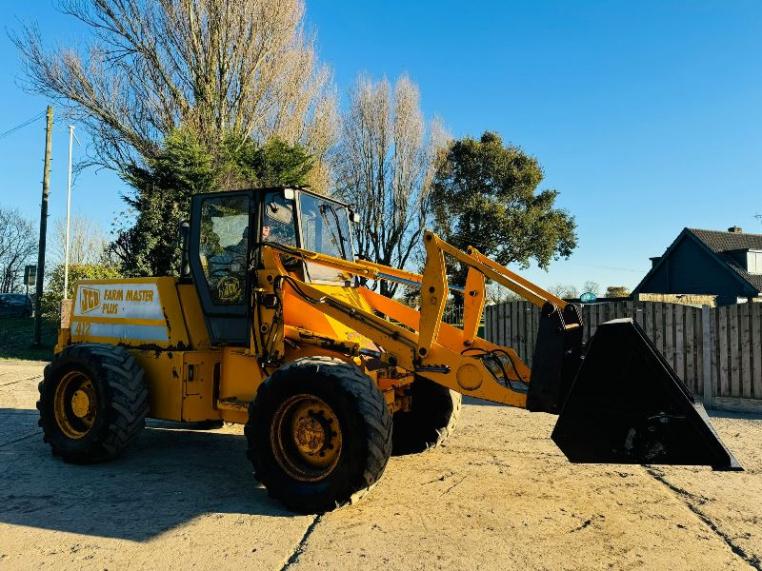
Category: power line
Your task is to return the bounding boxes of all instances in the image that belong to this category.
[577,263,645,274]
[0,112,46,141]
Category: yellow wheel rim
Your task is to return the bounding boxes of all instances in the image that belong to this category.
[271,394,342,482]
[54,370,97,439]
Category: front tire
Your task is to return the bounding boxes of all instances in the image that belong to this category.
[246,357,392,513]
[38,344,149,464]
[392,376,462,455]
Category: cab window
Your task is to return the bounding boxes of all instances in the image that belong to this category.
[199,195,250,305]
[262,191,297,246]
[298,193,354,284]
[299,194,352,260]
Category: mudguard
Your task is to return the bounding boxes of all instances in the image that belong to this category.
[551,318,741,471]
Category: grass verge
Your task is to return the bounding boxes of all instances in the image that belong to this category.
[0,317,57,361]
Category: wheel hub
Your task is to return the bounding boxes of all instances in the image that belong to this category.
[53,371,97,439]
[294,415,327,454]
[271,394,343,482]
[71,390,91,418]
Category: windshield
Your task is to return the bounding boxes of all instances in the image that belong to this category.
[298,193,354,283]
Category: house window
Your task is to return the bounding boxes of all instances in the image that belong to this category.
[748,251,762,275]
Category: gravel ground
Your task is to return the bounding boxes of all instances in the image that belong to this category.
[0,359,760,570]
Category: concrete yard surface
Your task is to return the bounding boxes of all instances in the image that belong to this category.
[0,359,761,570]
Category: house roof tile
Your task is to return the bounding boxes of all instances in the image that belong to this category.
[688,228,762,292]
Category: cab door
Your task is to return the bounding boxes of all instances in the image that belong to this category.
[189,191,255,345]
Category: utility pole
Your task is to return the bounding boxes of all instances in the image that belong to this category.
[63,125,75,298]
[33,106,53,347]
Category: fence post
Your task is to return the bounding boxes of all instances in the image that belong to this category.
[701,305,713,408]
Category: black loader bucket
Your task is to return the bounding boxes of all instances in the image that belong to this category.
[551,318,741,471]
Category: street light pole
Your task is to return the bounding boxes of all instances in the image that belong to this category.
[63,125,75,299]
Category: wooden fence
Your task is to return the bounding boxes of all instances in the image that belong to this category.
[484,301,762,412]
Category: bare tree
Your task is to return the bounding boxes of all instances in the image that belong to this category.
[52,215,108,266]
[334,74,447,297]
[582,280,600,296]
[485,283,523,305]
[0,208,36,293]
[14,0,338,189]
[548,283,579,300]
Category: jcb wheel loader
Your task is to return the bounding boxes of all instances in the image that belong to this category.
[39,186,740,513]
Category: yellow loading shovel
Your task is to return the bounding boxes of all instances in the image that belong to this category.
[527,304,741,470]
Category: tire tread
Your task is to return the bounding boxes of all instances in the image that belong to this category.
[245,356,392,513]
[38,343,148,463]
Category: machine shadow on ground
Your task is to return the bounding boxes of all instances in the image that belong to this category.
[0,407,297,541]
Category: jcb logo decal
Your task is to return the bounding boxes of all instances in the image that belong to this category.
[80,287,101,314]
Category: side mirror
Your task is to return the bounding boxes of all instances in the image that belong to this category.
[350,210,361,223]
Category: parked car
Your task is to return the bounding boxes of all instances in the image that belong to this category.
[0,293,33,318]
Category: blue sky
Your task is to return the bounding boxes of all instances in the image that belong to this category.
[1,1,761,292]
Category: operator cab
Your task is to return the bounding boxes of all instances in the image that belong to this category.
[188,187,357,345]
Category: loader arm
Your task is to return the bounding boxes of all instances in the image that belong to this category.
[255,230,581,410]
[255,231,740,471]
[256,234,534,408]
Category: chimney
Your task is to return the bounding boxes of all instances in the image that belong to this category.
[649,256,661,268]
[728,226,743,233]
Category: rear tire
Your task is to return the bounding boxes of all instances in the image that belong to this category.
[38,344,149,464]
[246,356,392,513]
[392,377,462,455]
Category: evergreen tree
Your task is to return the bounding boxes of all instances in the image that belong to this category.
[112,128,313,276]
[431,132,577,287]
